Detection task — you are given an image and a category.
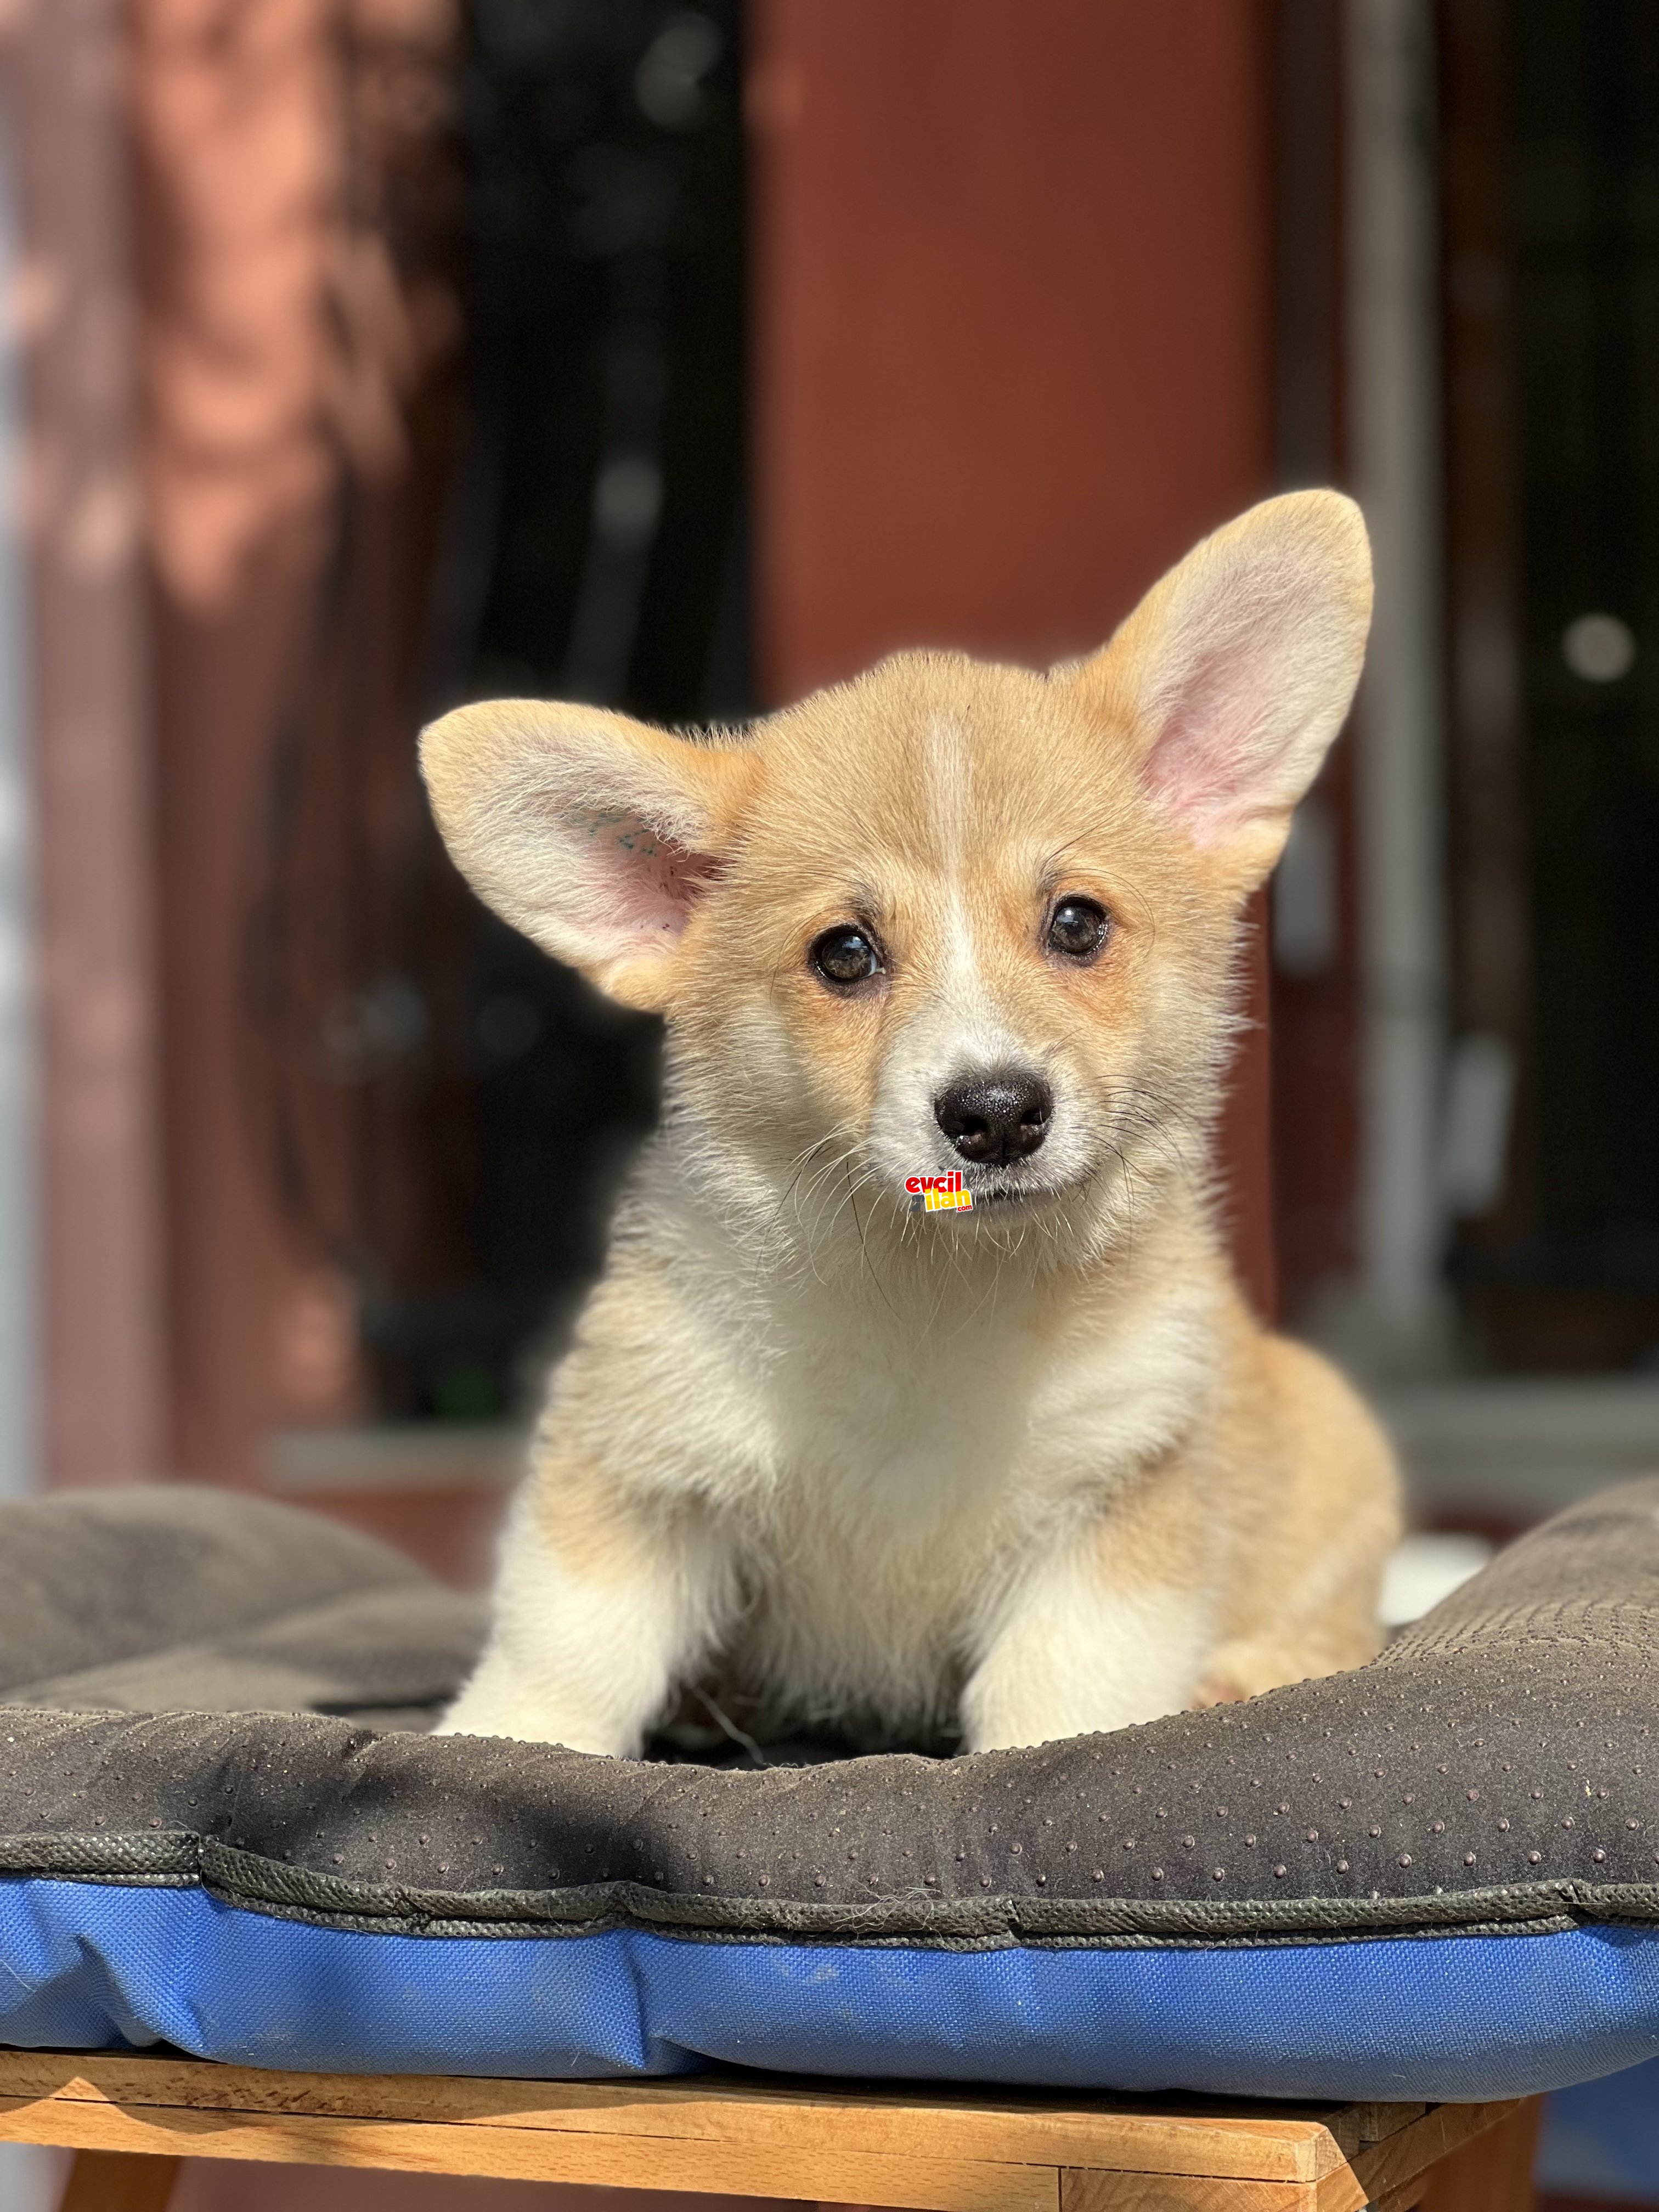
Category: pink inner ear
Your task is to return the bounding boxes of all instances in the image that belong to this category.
[1141,625,1291,843]
[580,807,719,940]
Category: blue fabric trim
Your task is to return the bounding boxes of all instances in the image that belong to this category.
[2,1881,1658,2099]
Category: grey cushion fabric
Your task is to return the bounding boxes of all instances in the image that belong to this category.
[0,1478,1655,1948]
[0,1487,487,1732]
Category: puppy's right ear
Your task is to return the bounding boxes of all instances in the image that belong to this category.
[420,700,748,1013]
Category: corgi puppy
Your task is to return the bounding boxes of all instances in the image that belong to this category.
[422,490,1401,1758]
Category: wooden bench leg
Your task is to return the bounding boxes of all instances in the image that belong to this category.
[58,2152,181,2212]
[1413,2097,1543,2212]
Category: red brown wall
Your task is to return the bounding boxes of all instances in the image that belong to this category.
[14,0,1285,1498]
[4,0,170,1486]
[132,0,461,1486]
[748,0,1279,1313]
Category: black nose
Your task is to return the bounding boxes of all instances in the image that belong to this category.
[933,1070,1053,1165]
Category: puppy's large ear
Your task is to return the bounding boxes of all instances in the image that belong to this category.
[420,699,748,1012]
[1070,490,1372,893]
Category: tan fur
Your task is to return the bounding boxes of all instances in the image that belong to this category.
[422,491,1401,1756]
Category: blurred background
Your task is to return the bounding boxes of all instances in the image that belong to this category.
[0,0,1656,2207]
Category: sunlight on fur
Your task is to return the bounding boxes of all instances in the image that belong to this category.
[420,490,1402,1758]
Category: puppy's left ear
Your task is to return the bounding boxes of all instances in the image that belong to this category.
[1070,490,1372,893]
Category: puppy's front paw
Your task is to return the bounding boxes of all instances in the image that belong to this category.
[1189,1638,1325,1712]
[1188,1673,1249,1710]
[436,1674,633,1755]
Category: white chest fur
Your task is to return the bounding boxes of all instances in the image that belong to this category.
[602,1178,1224,1739]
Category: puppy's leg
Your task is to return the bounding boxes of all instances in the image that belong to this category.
[439,1458,736,1756]
[1195,1336,1401,1707]
[961,1472,1214,1752]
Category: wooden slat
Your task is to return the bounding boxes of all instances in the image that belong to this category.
[1051,2102,1502,2212]
[1321,2102,1532,2212]
[1058,2099,1537,2212]
[0,2047,1532,2212]
[0,2093,1056,2212]
[1064,2174,1310,2212]
[0,2053,1350,2186]
[1417,2098,1541,2212]
[1347,2104,1429,2149]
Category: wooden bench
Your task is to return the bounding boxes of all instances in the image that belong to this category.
[0,2050,1541,2212]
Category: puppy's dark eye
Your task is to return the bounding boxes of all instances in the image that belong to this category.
[811,924,883,987]
[1047,896,1109,961]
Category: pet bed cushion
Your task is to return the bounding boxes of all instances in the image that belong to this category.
[0,1487,487,1730]
[1,1480,1657,2101]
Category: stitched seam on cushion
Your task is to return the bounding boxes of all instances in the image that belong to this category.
[1,1835,1655,1946]
[0,1832,198,1880]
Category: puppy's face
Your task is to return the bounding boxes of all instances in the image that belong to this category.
[422,492,1372,1256]
[664,658,1229,1234]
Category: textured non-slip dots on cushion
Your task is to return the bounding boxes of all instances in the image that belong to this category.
[1,1480,1659,2094]
[0,1482,1657,1945]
